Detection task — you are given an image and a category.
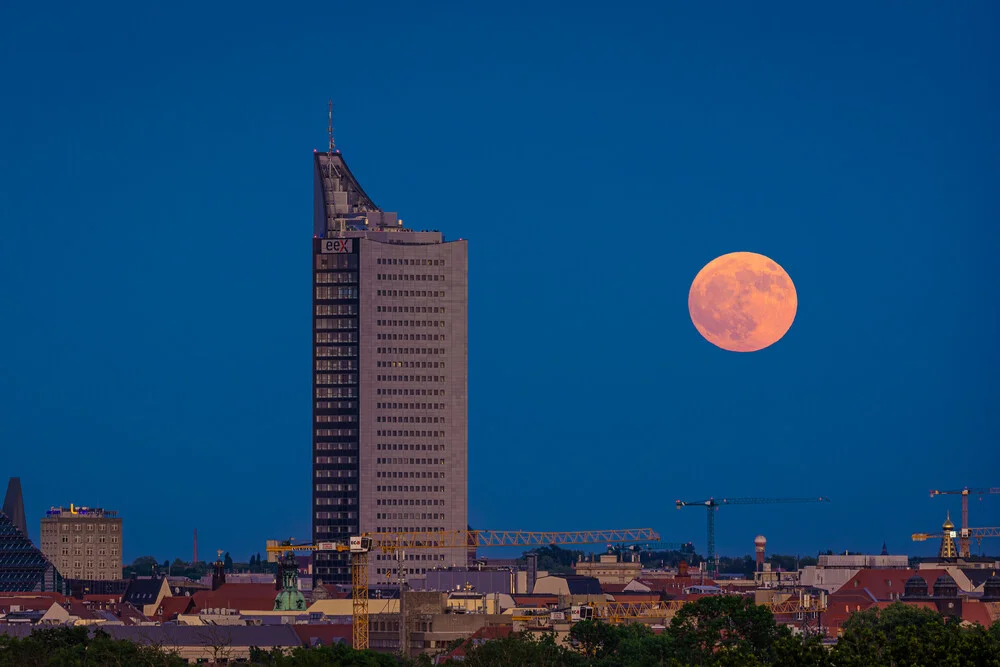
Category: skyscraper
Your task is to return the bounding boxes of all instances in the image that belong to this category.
[312,145,468,585]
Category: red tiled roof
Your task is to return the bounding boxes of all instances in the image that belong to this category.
[152,596,196,622]
[824,569,950,637]
[192,583,277,612]
[960,601,994,628]
[0,597,60,613]
[511,594,559,608]
[610,592,665,603]
[601,583,628,594]
[82,594,122,603]
[292,624,353,648]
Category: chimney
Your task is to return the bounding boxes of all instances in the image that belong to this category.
[193,529,199,564]
[526,554,538,594]
[755,535,767,572]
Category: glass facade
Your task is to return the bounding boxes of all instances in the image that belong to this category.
[0,511,65,593]
[312,243,361,581]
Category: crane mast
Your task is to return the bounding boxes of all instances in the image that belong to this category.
[675,496,831,578]
[929,487,999,558]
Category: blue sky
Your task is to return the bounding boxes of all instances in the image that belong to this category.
[1,1,997,564]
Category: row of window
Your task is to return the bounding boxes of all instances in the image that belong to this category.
[378,471,446,479]
[377,273,446,284]
[378,485,445,493]
[315,456,357,464]
[377,258,445,266]
[316,429,358,437]
[376,416,446,424]
[317,254,358,270]
[315,470,358,478]
[316,497,357,506]
[378,306,446,314]
[316,272,359,284]
[316,525,358,534]
[315,345,357,357]
[59,548,119,556]
[378,333,445,341]
[316,318,358,330]
[377,402,446,411]
[378,320,445,328]
[376,290,446,298]
[316,287,359,300]
[61,561,119,569]
[377,498,445,507]
[316,415,357,423]
[377,430,446,437]
[316,400,357,410]
[378,347,445,356]
[316,332,359,343]
[60,536,119,544]
[377,513,446,520]
[316,512,357,520]
[377,375,446,383]
[317,387,359,398]
[373,526,446,534]
[315,484,357,492]
[316,360,358,371]
[57,523,119,532]
[377,457,445,465]
[315,441,357,450]
[316,373,357,385]
[377,389,445,398]
[377,444,445,452]
[316,304,358,315]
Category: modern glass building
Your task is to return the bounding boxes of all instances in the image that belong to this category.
[311,148,468,585]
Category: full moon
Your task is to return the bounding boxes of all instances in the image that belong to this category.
[688,252,797,353]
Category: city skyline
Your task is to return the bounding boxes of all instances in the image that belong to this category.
[1,1,997,564]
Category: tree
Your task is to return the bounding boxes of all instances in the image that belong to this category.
[669,595,784,665]
[832,602,1000,667]
[224,551,234,572]
[128,555,159,577]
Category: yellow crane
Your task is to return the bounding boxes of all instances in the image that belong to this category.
[929,488,1000,557]
[266,528,661,650]
[912,526,1000,554]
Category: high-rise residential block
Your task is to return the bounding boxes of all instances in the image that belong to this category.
[40,505,122,581]
[312,148,468,584]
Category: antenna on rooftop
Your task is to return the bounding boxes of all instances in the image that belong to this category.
[328,99,336,154]
[325,99,345,235]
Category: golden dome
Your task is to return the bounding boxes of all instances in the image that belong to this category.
[942,512,954,530]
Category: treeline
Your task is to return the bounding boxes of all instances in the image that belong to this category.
[3,599,998,666]
[123,552,276,579]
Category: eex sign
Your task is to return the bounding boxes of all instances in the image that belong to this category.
[321,238,353,254]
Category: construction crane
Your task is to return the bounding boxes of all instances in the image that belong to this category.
[912,526,1000,554]
[266,528,662,651]
[929,487,1000,558]
[675,497,831,577]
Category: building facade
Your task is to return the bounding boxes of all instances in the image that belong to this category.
[311,149,468,584]
[39,506,122,581]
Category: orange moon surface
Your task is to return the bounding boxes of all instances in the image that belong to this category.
[688,252,797,352]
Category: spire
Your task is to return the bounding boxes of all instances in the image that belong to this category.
[939,513,958,559]
[881,540,888,556]
[2,477,27,537]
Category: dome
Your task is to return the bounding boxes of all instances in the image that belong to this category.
[942,513,955,531]
[274,587,307,611]
[754,535,767,545]
[982,574,1000,601]
[933,573,958,598]
[903,574,929,599]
